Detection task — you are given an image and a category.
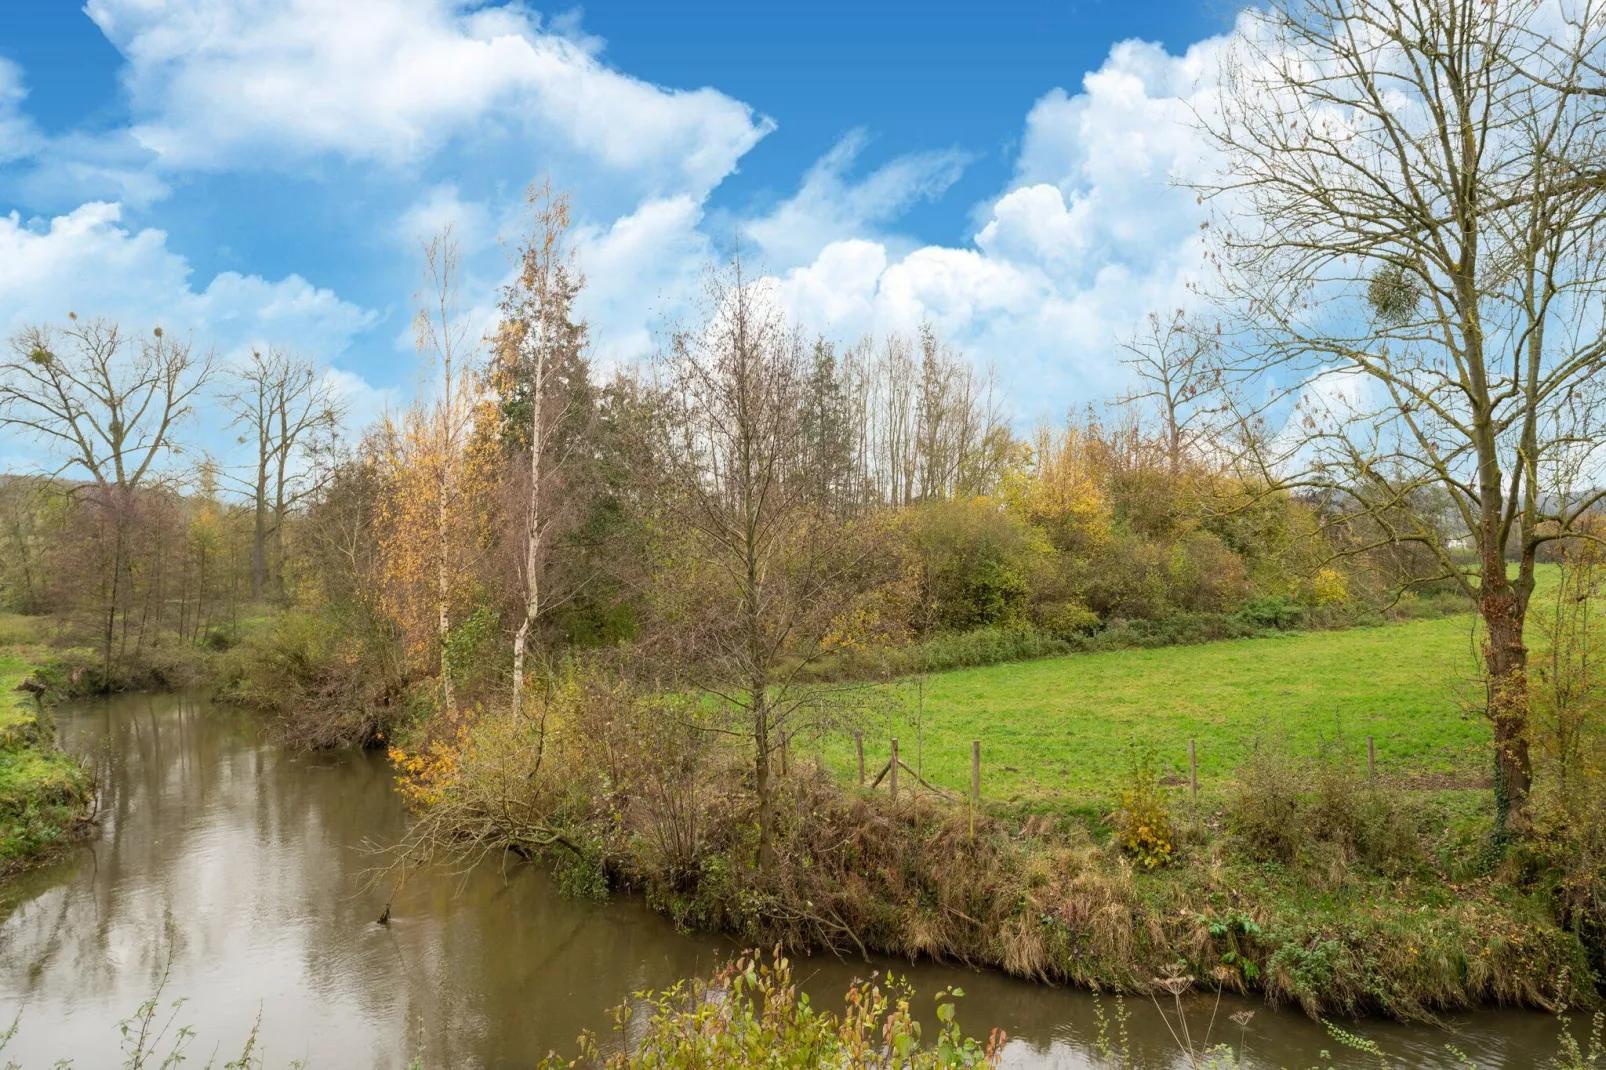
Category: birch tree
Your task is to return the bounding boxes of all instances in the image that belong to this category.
[502,181,587,704]
[412,227,479,716]
[1199,0,1606,831]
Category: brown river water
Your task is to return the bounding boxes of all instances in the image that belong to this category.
[0,694,1569,1067]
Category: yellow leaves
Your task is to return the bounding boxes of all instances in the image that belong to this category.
[1311,567,1349,607]
[1013,424,1113,552]
[372,384,496,672]
[388,727,468,809]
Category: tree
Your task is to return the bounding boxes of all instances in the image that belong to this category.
[1198,0,1606,831]
[1117,311,1224,475]
[223,346,345,602]
[0,317,212,672]
[499,180,589,703]
[386,226,482,716]
[651,260,871,871]
[799,338,856,508]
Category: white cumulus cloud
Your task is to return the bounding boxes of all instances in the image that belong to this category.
[87,0,773,198]
[0,60,38,165]
[743,131,969,268]
[0,201,387,471]
[761,30,1236,418]
[0,202,377,358]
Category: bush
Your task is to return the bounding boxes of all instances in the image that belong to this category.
[1113,745,1175,869]
[902,499,1043,633]
[800,625,1075,682]
[1235,595,1307,631]
[534,950,1005,1069]
[213,604,414,747]
[1035,599,1100,639]
[1228,734,1421,880]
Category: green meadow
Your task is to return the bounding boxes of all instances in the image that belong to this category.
[827,610,1496,802]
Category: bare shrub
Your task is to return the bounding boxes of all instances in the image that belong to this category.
[1229,733,1420,880]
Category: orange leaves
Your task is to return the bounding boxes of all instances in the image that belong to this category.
[372,386,495,673]
[388,731,465,809]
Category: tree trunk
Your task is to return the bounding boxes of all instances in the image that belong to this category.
[438,486,455,717]
[512,324,546,704]
[1481,558,1533,834]
[272,416,290,602]
[252,465,268,601]
[754,690,775,872]
[103,505,125,682]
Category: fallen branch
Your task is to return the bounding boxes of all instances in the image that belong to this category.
[897,759,957,800]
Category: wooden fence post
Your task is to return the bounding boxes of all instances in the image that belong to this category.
[889,738,899,803]
[1367,735,1376,780]
[971,740,981,840]
[1188,738,1198,802]
[855,732,865,786]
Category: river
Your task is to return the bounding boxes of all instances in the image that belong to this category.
[0,693,1566,1068]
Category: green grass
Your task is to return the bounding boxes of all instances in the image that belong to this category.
[0,616,92,870]
[825,565,1582,803]
[825,610,1493,802]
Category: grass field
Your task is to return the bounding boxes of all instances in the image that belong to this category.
[824,609,1495,803]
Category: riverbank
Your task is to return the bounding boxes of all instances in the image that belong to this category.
[383,662,1599,1024]
[0,627,94,876]
[21,598,1591,1023]
[619,775,1591,1022]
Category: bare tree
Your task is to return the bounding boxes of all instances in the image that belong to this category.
[652,260,872,871]
[834,328,1009,508]
[0,317,212,672]
[1198,0,1606,831]
[1118,311,1225,474]
[223,346,345,602]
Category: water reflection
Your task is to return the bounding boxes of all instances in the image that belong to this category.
[0,695,1560,1068]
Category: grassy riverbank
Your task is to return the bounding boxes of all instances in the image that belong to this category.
[379,635,1598,1023]
[771,601,1593,1018]
[0,619,93,875]
[626,771,1588,1022]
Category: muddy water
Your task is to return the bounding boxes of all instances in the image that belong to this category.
[0,694,1563,1067]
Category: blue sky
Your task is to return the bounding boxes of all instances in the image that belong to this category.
[0,0,1241,453]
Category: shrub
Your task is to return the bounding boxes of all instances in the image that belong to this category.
[1113,745,1175,869]
[535,950,1005,1069]
[1035,599,1100,639]
[902,499,1043,633]
[213,604,413,747]
[441,603,502,685]
[1228,734,1421,880]
[1235,595,1307,631]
